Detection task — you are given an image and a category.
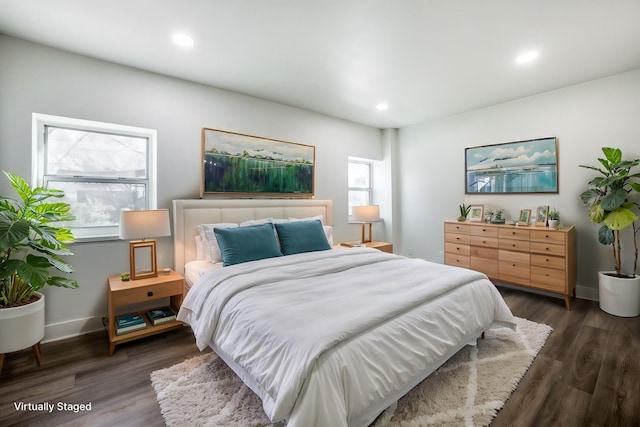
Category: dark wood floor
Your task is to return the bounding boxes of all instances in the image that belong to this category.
[1,288,638,427]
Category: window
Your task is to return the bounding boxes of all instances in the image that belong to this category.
[33,114,157,241]
[348,160,372,215]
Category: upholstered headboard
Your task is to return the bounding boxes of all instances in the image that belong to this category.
[172,199,334,275]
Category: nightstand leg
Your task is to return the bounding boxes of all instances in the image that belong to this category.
[0,353,4,373]
[109,342,116,356]
[32,342,42,366]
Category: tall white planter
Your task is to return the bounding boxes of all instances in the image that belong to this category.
[598,272,640,317]
[0,292,45,353]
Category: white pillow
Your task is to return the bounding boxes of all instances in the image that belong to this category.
[197,223,239,263]
[288,215,325,224]
[194,235,206,260]
[239,217,274,227]
[323,225,334,246]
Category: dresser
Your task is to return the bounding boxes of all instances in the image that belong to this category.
[444,220,576,310]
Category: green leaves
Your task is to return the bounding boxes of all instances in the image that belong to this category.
[1,171,78,306]
[579,147,640,276]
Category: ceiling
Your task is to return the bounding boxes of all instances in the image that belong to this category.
[1,0,639,129]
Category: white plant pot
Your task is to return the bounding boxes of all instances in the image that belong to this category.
[548,219,559,229]
[0,292,45,353]
[598,272,640,317]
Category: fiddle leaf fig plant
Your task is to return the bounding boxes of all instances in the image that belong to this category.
[580,147,640,277]
[0,171,78,308]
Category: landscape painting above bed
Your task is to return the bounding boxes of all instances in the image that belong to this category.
[201,128,315,197]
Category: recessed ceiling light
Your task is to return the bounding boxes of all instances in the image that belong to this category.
[172,33,194,48]
[515,50,539,66]
[376,103,388,111]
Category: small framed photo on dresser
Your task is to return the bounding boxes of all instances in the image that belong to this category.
[469,204,484,222]
[535,205,549,226]
[517,209,531,226]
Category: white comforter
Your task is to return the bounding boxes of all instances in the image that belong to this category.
[178,248,516,427]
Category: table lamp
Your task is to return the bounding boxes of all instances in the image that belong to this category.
[352,205,380,243]
[119,209,171,280]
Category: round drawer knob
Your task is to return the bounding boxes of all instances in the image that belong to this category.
[147,291,154,297]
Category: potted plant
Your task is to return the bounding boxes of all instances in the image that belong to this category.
[458,204,471,222]
[0,171,78,367]
[491,208,506,224]
[580,147,640,317]
[548,209,560,229]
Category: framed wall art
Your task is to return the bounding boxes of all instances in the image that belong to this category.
[201,128,315,197]
[517,209,531,226]
[535,205,549,226]
[469,204,484,222]
[465,137,558,194]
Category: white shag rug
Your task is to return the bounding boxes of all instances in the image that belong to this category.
[151,317,551,427]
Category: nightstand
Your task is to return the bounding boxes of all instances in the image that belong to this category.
[340,241,393,253]
[107,270,184,355]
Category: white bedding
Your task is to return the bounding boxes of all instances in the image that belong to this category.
[184,260,223,289]
[178,247,516,427]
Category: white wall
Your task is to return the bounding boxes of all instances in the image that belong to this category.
[0,36,384,341]
[397,69,640,299]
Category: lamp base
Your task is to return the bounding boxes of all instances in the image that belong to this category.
[360,223,373,244]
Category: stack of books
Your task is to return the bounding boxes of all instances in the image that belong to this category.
[115,313,146,335]
[145,307,177,326]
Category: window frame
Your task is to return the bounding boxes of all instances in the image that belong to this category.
[348,159,373,216]
[32,113,158,242]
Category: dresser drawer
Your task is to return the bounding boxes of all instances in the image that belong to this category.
[531,254,566,270]
[112,279,183,306]
[445,253,470,268]
[499,238,530,252]
[499,228,530,241]
[445,242,470,256]
[530,242,565,256]
[531,266,566,292]
[471,257,498,278]
[445,223,471,234]
[470,226,498,238]
[530,229,566,244]
[470,235,499,248]
[445,232,470,245]
[499,250,530,264]
[470,246,498,259]
[499,261,530,284]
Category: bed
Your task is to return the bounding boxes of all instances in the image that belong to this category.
[173,199,516,427]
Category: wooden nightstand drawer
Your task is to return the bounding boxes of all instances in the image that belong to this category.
[111,279,182,306]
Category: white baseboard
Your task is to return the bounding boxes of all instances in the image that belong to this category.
[494,281,599,303]
[43,315,105,344]
[575,284,599,301]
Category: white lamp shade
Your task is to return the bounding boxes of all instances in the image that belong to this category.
[119,209,171,240]
[352,205,380,222]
